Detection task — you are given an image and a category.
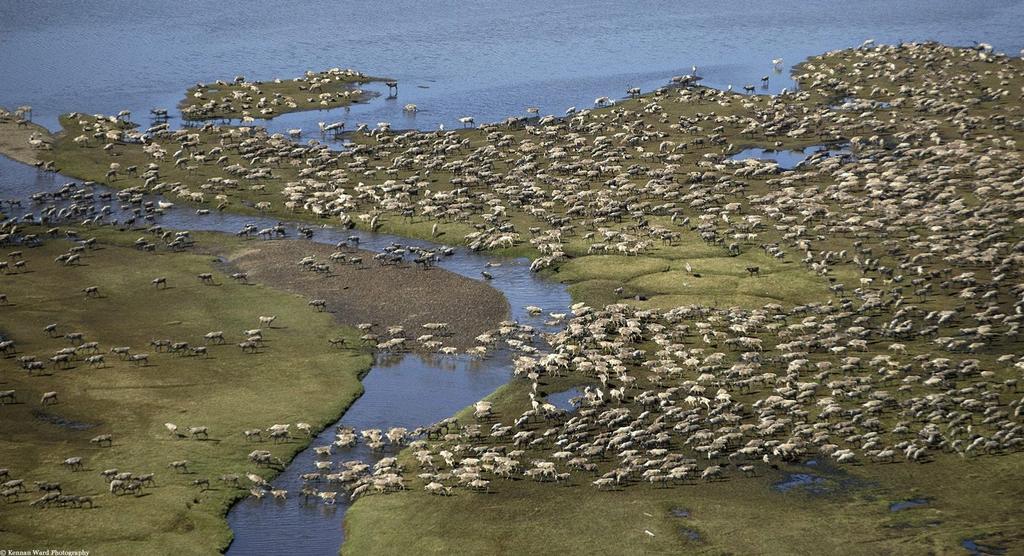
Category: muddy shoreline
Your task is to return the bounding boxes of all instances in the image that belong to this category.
[0,107,52,166]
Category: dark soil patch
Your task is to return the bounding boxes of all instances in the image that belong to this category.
[679,527,702,542]
[890,498,929,511]
[31,409,98,430]
[229,241,508,349]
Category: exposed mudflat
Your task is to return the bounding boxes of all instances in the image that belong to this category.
[229,240,509,349]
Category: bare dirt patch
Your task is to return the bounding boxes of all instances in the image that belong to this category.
[228,240,509,349]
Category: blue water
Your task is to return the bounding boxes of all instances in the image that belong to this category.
[729,144,852,169]
[546,387,583,412]
[1,0,1023,138]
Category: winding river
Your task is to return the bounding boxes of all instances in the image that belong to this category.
[0,153,571,554]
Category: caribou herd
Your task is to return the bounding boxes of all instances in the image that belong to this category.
[226,41,1022,503]
[0,40,1022,549]
[180,67,373,122]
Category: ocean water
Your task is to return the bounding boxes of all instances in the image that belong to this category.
[1,0,1022,135]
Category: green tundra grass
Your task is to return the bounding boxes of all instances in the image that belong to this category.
[0,227,371,554]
